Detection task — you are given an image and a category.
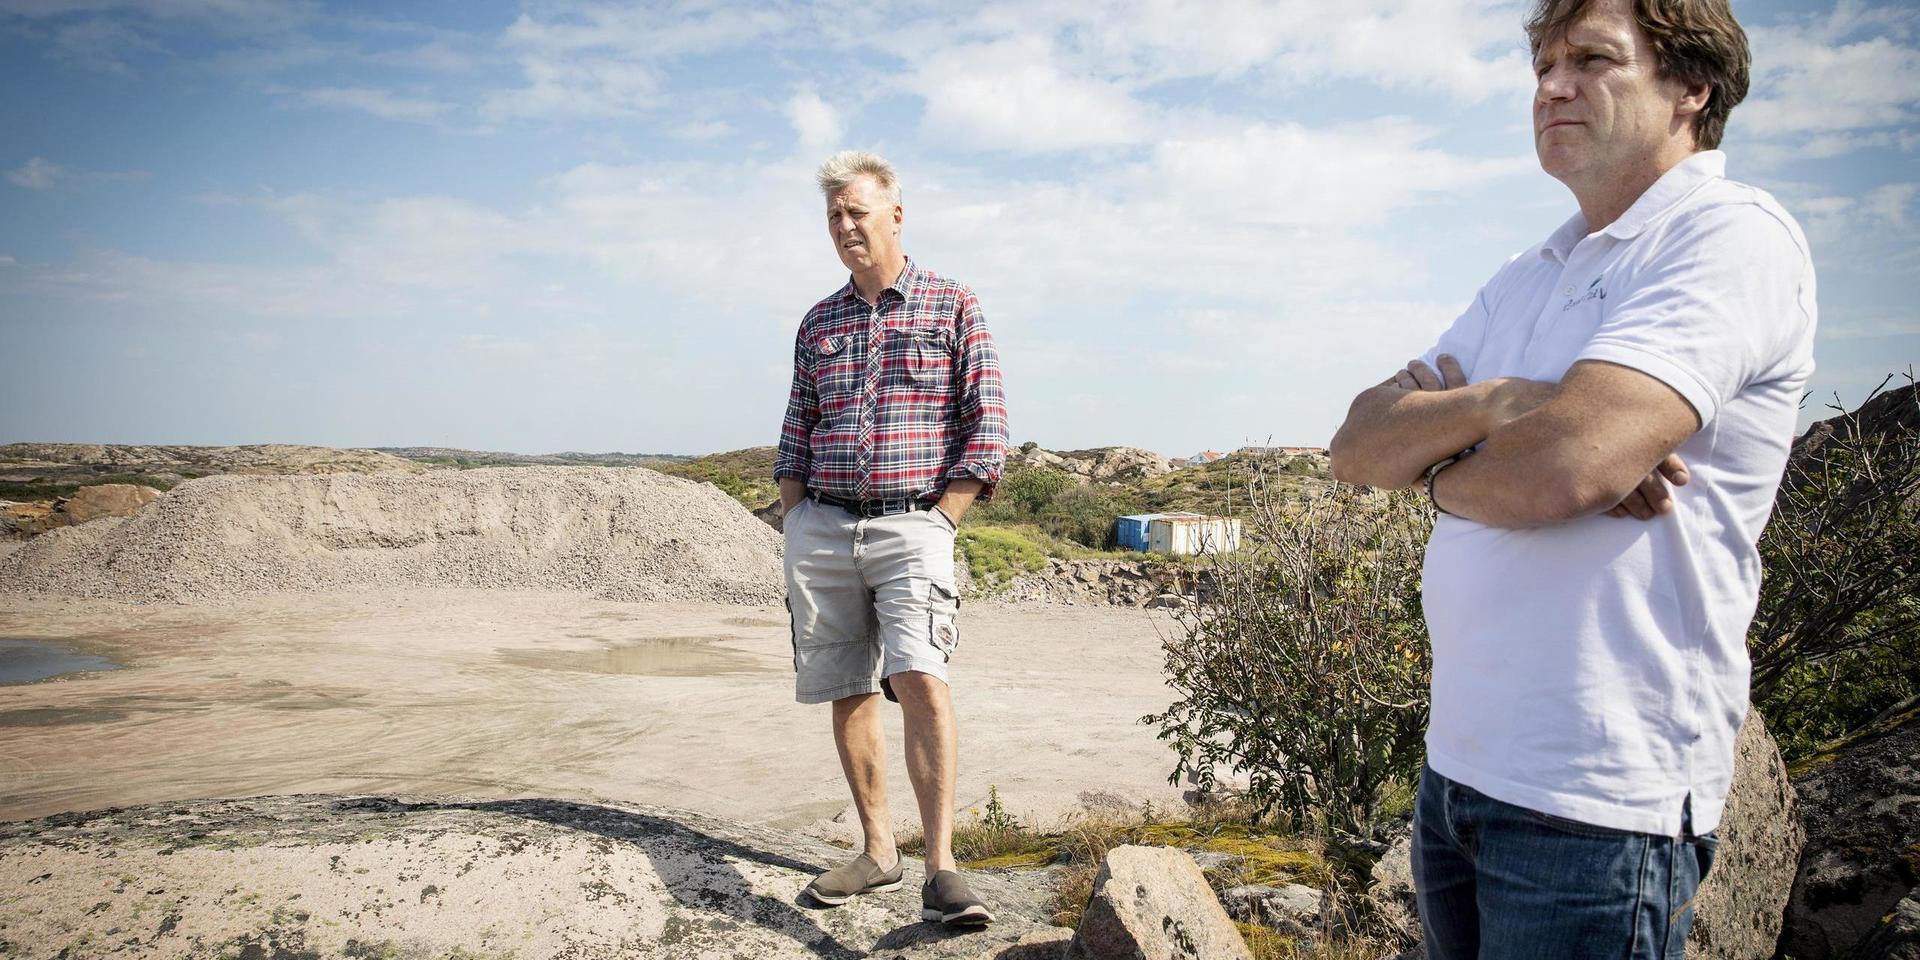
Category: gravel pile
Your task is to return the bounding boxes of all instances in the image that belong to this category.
[0,467,784,605]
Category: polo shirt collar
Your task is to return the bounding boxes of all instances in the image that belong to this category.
[1539,150,1727,263]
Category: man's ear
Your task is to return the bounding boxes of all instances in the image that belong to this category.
[1676,80,1711,122]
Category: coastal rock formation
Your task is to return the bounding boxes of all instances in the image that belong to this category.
[1780,701,1920,958]
[1009,446,1180,483]
[1856,885,1920,959]
[1065,845,1252,960]
[1000,558,1215,607]
[1686,709,1804,959]
[0,794,1065,960]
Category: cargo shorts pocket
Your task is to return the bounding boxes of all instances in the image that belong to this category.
[928,581,960,661]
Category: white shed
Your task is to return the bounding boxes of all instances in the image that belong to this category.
[1146,513,1242,556]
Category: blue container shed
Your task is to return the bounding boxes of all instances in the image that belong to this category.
[1115,514,1164,552]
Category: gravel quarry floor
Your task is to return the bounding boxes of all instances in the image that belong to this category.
[0,591,1192,837]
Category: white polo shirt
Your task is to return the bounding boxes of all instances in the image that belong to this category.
[1417,151,1817,836]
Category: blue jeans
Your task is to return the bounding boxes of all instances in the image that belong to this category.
[1411,765,1718,959]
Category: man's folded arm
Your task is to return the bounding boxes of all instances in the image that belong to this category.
[1430,360,1700,528]
[1330,372,1511,490]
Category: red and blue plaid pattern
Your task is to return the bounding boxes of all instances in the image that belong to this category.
[773,258,1008,502]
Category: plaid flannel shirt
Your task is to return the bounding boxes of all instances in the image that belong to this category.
[773,258,1008,503]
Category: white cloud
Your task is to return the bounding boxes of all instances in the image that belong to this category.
[482,4,790,120]
[669,119,732,141]
[785,89,845,154]
[1744,10,1920,147]
[300,86,452,122]
[1145,118,1532,226]
[1060,0,1532,101]
[1863,182,1916,227]
[911,37,1153,153]
[7,157,64,190]
[6,156,145,191]
[1820,315,1920,340]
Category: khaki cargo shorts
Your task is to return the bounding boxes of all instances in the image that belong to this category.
[783,496,961,704]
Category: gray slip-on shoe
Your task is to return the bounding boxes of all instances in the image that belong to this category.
[921,869,992,925]
[804,852,904,906]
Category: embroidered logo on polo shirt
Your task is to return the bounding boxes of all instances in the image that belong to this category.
[1563,275,1607,311]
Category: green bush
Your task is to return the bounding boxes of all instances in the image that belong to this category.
[1145,476,1433,842]
[956,526,1047,590]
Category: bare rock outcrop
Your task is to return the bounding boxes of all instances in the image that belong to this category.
[1009,446,1180,483]
[1780,700,1920,958]
[1857,884,1920,960]
[1000,558,1215,607]
[52,482,160,525]
[1685,709,1804,959]
[1066,845,1252,960]
[0,794,1064,959]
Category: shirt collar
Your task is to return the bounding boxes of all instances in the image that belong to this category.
[836,256,918,304]
[1539,150,1726,263]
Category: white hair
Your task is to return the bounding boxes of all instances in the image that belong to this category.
[815,150,901,206]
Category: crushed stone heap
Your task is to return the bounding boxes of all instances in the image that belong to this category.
[0,466,783,605]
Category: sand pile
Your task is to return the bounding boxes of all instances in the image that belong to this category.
[0,466,783,604]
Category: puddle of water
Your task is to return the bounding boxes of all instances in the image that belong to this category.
[0,706,129,727]
[498,636,776,677]
[0,639,123,685]
[723,617,785,629]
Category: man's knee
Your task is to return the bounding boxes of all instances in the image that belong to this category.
[885,670,948,706]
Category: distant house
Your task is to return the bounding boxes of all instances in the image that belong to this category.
[1184,450,1225,467]
[1115,511,1243,556]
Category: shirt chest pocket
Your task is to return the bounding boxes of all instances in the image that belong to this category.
[886,327,955,392]
[812,332,867,406]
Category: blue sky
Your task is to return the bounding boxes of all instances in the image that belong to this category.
[1,0,1915,457]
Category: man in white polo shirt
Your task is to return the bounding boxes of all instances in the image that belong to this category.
[1329,0,1815,955]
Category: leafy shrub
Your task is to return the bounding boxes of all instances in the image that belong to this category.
[1145,476,1432,842]
[956,526,1047,589]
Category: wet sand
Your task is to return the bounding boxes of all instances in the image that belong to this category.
[0,591,1192,836]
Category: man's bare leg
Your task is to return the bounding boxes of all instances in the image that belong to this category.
[887,670,957,873]
[832,692,898,869]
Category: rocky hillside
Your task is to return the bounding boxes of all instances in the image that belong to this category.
[376,446,691,467]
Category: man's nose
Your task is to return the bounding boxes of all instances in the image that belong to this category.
[1537,62,1575,102]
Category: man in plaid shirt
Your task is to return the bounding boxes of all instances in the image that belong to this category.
[773,150,1007,925]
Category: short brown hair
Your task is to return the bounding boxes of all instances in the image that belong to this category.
[1526,0,1750,149]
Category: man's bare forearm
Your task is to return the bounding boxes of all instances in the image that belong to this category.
[936,478,984,525]
[1329,380,1507,489]
[1429,364,1698,528]
[779,477,808,513]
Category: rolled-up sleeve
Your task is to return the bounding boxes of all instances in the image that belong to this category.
[772,320,817,484]
[945,290,1008,500]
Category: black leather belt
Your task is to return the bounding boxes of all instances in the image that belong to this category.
[809,490,936,518]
